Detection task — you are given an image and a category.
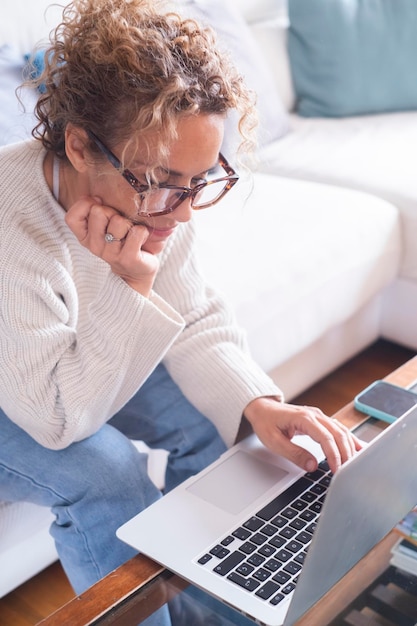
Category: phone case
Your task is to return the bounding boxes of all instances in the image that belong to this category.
[354,395,396,423]
[354,380,417,424]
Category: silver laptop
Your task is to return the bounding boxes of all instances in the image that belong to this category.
[117,405,417,626]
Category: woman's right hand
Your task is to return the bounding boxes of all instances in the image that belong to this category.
[65,196,159,297]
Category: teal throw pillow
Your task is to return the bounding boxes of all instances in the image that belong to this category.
[288,0,417,117]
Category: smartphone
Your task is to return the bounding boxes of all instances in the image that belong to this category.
[354,380,417,423]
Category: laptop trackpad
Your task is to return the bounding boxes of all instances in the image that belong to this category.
[187,450,288,515]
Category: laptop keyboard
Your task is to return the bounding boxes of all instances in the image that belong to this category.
[196,460,332,607]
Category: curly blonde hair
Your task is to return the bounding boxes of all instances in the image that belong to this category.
[27,0,257,165]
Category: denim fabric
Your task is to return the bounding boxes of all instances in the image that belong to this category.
[0,363,251,625]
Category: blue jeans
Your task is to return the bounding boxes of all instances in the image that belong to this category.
[0,364,254,625]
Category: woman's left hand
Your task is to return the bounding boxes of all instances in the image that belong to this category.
[243,397,363,474]
[65,196,159,297]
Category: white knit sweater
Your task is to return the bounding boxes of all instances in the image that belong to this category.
[0,139,282,450]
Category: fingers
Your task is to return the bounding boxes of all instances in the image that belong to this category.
[244,399,362,476]
[65,196,146,251]
[64,196,99,243]
[323,417,355,463]
[330,418,363,457]
[64,197,158,295]
[291,406,362,474]
[264,427,321,473]
[65,198,145,249]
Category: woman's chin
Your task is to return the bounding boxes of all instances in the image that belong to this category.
[143,240,167,255]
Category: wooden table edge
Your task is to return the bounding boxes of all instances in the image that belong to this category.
[37,355,417,625]
[37,555,166,625]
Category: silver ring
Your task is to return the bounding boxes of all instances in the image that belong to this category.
[104,233,123,243]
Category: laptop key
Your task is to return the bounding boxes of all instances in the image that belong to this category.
[255,580,280,599]
[310,501,322,514]
[296,531,313,544]
[213,551,245,575]
[292,498,308,511]
[275,548,292,562]
[272,570,291,585]
[305,468,325,481]
[281,507,298,520]
[300,491,316,503]
[269,535,286,549]
[243,516,264,532]
[256,477,312,521]
[300,509,316,522]
[247,553,265,566]
[282,582,296,594]
[198,553,212,565]
[240,541,257,554]
[279,526,297,539]
[283,560,302,576]
[221,535,234,546]
[251,532,268,545]
[305,522,317,534]
[258,543,276,557]
[319,459,330,472]
[227,571,260,591]
[236,562,254,576]
[311,483,326,496]
[270,592,285,605]
[289,517,306,530]
[294,551,307,565]
[270,515,287,528]
[264,558,281,572]
[232,527,251,541]
[287,540,303,553]
[320,475,332,488]
[262,523,278,536]
[210,545,230,558]
[253,567,271,582]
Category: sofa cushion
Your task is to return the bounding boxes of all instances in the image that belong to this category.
[249,14,296,113]
[233,0,296,113]
[0,500,56,597]
[288,0,417,117]
[259,111,417,280]
[194,172,400,375]
[180,0,290,153]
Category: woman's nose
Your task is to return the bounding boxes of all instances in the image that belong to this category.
[172,195,194,223]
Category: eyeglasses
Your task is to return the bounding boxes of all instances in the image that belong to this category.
[87,130,239,217]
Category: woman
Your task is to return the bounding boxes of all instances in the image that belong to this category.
[0,0,361,623]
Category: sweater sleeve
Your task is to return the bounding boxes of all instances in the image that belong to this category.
[156,220,283,448]
[0,232,185,449]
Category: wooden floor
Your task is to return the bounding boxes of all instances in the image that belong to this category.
[0,339,415,626]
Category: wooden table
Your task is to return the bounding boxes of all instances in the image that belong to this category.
[38,356,417,626]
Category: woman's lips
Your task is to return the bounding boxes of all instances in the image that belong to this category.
[147,226,176,239]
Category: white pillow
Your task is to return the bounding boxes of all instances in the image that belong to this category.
[250,20,295,113]
[238,0,287,23]
[179,0,290,153]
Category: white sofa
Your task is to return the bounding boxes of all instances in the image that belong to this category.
[1,0,416,598]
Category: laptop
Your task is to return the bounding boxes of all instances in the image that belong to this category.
[117,405,417,626]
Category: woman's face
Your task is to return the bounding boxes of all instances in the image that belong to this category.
[88,114,225,255]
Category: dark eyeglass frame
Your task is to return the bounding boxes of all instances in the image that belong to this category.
[87,130,239,217]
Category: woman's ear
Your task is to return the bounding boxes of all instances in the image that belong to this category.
[65,124,91,173]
